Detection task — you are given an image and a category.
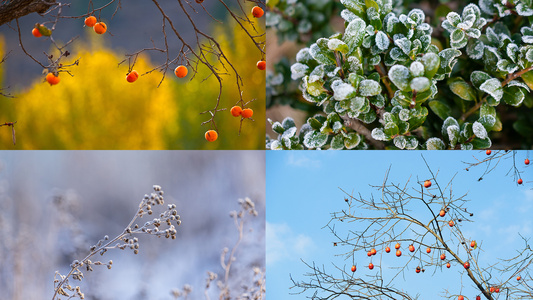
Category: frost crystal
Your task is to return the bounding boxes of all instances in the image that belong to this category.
[331,80,356,100]
[371,128,387,141]
[358,80,382,96]
[290,63,309,80]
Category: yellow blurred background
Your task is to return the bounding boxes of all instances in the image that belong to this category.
[0,21,265,149]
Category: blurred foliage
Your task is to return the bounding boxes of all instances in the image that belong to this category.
[267,0,533,150]
[0,20,264,149]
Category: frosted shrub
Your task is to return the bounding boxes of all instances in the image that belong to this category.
[266,0,533,149]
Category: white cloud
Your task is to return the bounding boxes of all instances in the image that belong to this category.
[266,222,315,266]
[286,153,322,168]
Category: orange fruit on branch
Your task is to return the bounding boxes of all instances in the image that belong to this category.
[424,180,431,188]
[395,250,402,257]
[257,60,266,70]
[242,108,253,118]
[126,70,139,83]
[351,265,356,272]
[175,65,188,78]
[230,106,242,117]
[518,178,523,185]
[205,130,218,142]
[93,22,107,34]
[32,27,42,37]
[46,73,60,85]
[486,149,491,155]
[85,16,97,27]
[251,6,264,18]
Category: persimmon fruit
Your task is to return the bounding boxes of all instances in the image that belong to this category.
[251,6,264,18]
[424,180,431,188]
[242,108,253,118]
[46,73,60,85]
[175,65,188,78]
[126,70,139,83]
[85,16,97,27]
[257,60,266,70]
[32,27,42,38]
[205,130,218,142]
[486,149,491,155]
[230,106,243,117]
[385,246,390,253]
[93,22,107,34]
[351,265,356,272]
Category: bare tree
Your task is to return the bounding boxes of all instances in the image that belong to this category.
[291,156,532,299]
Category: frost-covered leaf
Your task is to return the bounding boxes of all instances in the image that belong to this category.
[470,70,491,88]
[303,131,328,149]
[479,78,503,101]
[465,28,481,38]
[371,128,388,141]
[393,135,406,149]
[410,77,430,92]
[282,127,297,139]
[331,79,357,100]
[270,140,283,150]
[359,79,382,96]
[466,39,484,59]
[344,132,361,149]
[448,77,476,101]
[384,122,399,137]
[446,12,461,27]
[291,63,309,80]
[420,53,440,78]
[426,137,446,150]
[310,43,335,64]
[447,125,460,148]
[296,48,314,64]
[516,3,533,16]
[375,31,390,51]
[272,121,285,135]
[442,116,460,136]
[395,37,412,54]
[451,28,465,43]
[497,59,518,73]
[404,136,419,149]
[388,65,411,91]
[341,0,365,17]
[344,18,367,52]
[473,121,488,139]
[328,39,349,54]
[410,61,425,77]
[502,86,525,106]
[478,115,496,130]
[330,134,345,150]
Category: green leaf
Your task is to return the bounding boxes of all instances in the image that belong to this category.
[341,0,365,17]
[328,39,349,54]
[330,134,345,149]
[429,100,452,120]
[365,0,379,11]
[310,43,335,65]
[303,131,329,149]
[502,86,525,106]
[521,70,533,90]
[470,137,492,149]
[410,77,430,92]
[421,53,440,79]
[470,71,491,89]
[479,78,503,101]
[272,122,285,134]
[344,132,361,149]
[384,122,399,136]
[308,117,324,130]
[448,77,476,101]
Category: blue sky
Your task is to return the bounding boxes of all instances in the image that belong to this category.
[267,151,532,299]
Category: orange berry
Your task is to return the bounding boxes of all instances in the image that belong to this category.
[230,106,243,117]
[395,250,402,257]
[486,149,491,155]
[370,248,377,255]
[426,247,431,253]
[439,209,446,217]
[446,262,451,268]
[85,16,97,27]
[93,22,107,34]
[242,108,253,118]
[45,73,60,85]
[525,159,530,165]
[251,6,264,18]
[351,265,356,272]
[32,27,42,38]
[440,253,446,260]
[126,70,139,83]
[517,276,521,281]
[175,65,188,78]
[385,246,390,253]
[205,130,218,142]
[424,180,431,188]
[518,178,523,185]
[257,60,266,70]
[395,243,400,250]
